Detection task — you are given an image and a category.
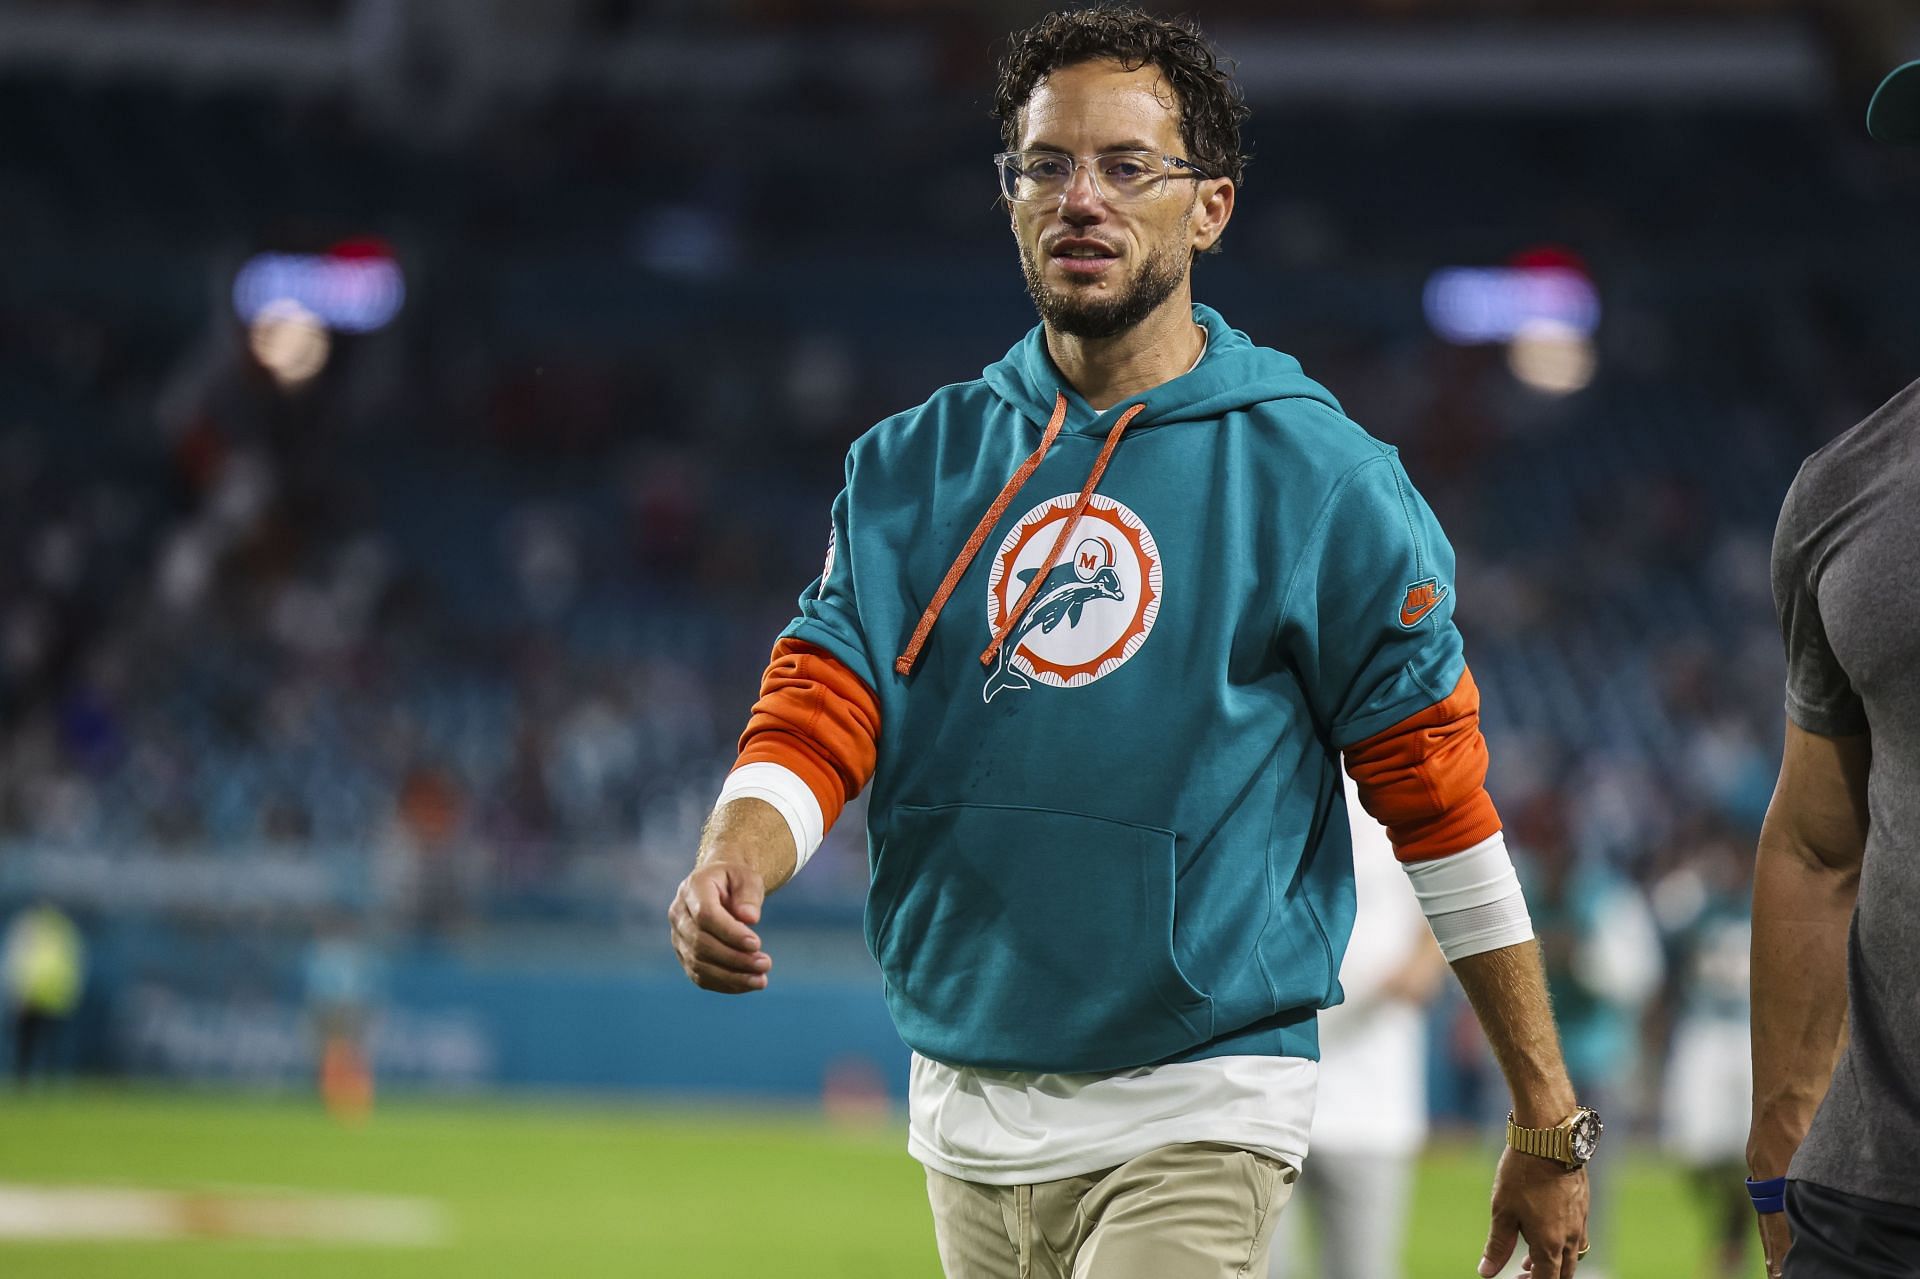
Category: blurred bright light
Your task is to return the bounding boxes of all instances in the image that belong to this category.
[233,242,405,334]
[1424,265,1599,345]
[1507,319,1597,396]
[249,299,332,389]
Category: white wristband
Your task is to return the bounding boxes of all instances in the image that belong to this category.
[715,762,826,873]
[1403,830,1534,962]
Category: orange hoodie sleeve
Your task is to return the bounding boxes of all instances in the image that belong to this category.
[1342,666,1502,862]
[734,638,880,833]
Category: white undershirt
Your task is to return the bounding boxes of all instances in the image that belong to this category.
[1186,323,1208,373]
[908,1052,1316,1185]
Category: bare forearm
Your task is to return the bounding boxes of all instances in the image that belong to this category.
[1452,940,1578,1126]
[1748,835,1856,1175]
[697,797,799,893]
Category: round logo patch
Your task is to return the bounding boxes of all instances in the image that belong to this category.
[982,493,1161,702]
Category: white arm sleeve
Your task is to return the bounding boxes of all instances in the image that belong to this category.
[1401,830,1534,962]
[714,762,826,873]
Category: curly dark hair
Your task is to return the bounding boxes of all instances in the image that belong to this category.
[992,6,1248,189]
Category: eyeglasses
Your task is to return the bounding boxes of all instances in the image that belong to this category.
[993,149,1212,204]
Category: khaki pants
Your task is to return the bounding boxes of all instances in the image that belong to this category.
[926,1142,1297,1279]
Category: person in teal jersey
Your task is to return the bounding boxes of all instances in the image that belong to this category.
[668,10,1594,1277]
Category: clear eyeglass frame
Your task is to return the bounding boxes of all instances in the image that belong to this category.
[993,149,1212,204]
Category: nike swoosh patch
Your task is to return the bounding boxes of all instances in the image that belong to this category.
[1398,580,1449,627]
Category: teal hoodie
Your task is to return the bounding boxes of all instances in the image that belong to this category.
[784,304,1465,1074]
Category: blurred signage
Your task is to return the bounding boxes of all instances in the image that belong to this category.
[0,846,356,914]
[121,989,493,1087]
[232,238,405,334]
[1423,259,1599,345]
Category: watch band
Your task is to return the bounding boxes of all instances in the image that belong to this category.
[1507,1112,1574,1165]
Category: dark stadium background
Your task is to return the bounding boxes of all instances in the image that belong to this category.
[2,0,1916,1274]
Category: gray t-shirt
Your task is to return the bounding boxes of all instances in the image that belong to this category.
[1773,375,1920,1207]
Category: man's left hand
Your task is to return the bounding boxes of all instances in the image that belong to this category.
[1478,1147,1590,1279]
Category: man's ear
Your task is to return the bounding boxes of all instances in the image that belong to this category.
[1191,178,1235,253]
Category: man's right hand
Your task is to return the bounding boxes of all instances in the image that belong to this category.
[668,861,773,993]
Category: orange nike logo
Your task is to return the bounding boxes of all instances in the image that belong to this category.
[1398,578,1449,627]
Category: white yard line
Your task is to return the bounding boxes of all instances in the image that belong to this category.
[0,1183,447,1245]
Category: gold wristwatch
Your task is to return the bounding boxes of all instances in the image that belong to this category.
[1505,1106,1603,1169]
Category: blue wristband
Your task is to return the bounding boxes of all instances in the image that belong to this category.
[1746,1175,1787,1215]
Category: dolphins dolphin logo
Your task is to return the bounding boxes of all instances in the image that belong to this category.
[982,560,1125,703]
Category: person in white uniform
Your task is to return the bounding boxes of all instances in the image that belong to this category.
[1269,776,1447,1279]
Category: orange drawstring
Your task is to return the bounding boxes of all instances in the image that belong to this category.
[894,393,1070,677]
[978,401,1145,669]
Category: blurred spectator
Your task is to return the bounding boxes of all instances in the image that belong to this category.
[303,913,382,1123]
[387,762,471,933]
[3,901,87,1085]
[1651,823,1757,1279]
[1270,777,1448,1279]
[1514,798,1664,1278]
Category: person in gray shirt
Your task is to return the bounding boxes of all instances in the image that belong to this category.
[1745,62,1920,1278]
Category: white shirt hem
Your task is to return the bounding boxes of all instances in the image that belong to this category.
[909,1120,1309,1186]
[905,1052,1315,1187]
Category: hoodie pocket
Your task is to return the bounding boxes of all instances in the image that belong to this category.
[868,802,1213,1073]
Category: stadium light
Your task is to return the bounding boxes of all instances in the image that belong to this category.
[1423,263,1600,345]
[232,240,406,335]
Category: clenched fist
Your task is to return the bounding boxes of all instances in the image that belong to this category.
[668,860,774,993]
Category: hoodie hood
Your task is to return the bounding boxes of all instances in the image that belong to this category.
[981,303,1344,437]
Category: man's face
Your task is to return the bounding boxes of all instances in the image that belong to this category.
[1009,60,1225,340]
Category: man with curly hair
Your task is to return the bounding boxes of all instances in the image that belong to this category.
[669,8,1593,1276]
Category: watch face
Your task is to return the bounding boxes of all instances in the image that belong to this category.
[1570,1110,1604,1163]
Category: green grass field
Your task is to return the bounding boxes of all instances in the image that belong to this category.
[0,1089,1731,1277]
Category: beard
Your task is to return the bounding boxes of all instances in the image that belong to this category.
[1019,225,1189,340]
